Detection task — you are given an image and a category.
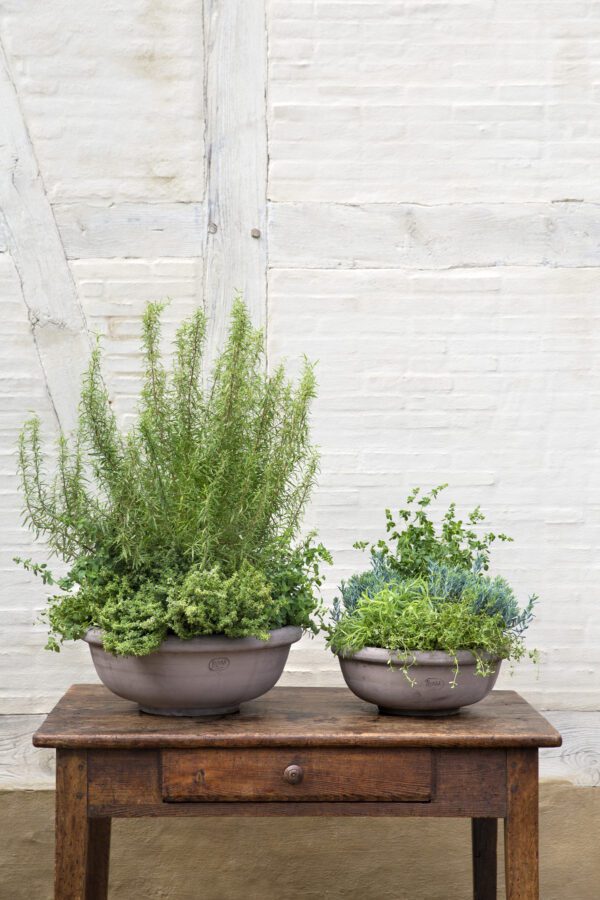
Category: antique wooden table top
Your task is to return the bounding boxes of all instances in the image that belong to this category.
[33,684,562,750]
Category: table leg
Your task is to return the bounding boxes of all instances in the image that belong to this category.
[86,818,111,900]
[55,750,111,900]
[504,749,539,900]
[472,818,497,899]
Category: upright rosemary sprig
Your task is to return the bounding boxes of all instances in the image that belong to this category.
[17,299,330,654]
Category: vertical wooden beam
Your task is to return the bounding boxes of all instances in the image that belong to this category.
[504,749,539,900]
[0,40,90,432]
[472,817,497,900]
[202,0,268,359]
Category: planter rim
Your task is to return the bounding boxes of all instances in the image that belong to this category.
[84,625,302,655]
[335,647,499,666]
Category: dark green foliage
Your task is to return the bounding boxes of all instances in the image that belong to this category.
[355,484,512,578]
[17,299,331,655]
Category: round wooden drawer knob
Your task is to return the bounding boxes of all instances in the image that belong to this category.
[283,764,304,785]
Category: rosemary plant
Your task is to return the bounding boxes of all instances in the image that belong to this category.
[17,299,331,655]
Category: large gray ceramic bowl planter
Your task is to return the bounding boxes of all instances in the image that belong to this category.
[338,648,501,716]
[84,626,301,716]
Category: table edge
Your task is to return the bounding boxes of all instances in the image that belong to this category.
[31,685,563,751]
[32,734,562,750]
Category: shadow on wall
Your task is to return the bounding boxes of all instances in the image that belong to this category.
[1,783,598,900]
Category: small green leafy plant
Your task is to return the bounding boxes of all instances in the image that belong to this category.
[353,483,512,579]
[17,299,331,655]
[327,486,537,684]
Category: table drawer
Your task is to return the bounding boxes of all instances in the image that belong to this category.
[161,748,432,802]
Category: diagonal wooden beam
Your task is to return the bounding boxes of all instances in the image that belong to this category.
[0,39,90,432]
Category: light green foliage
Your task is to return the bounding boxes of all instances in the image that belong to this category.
[17,299,331,655]
[330,486,537,683]
[166,567,231,641]
[334,552,396,618]
[98,580,170,657]
[328,583,528,685]
[167,562,278,643]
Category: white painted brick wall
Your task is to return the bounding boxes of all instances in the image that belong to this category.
[0,254,64,713]
[268,0,600,203]
[265,0,600,715]
[74,258,203,420]
[1,0,600,786]
[1,0,204,202]
[268,267,600,708]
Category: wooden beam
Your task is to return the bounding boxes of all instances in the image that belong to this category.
[0,715,54,789]
[268,200,600,270]
[0,40,90,432]
[504,749,539,899]
[540,711,600,786]
[472,818,498,900]
[53,203,204,259]
[202,0,268,357]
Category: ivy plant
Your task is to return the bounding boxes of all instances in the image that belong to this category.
[17,299,331,655]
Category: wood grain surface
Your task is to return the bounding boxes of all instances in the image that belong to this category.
[161,747,433,802]
[504,749,539,899]
[268,200,600,270]
[33,685,562,750]
[87,748,507,818]
[54,751,89,899]
[5,709,587,789]
[53,202,204,259]
[202,0,268,359]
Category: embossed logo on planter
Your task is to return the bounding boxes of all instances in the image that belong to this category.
[425,677,444,689]
[208,656,230,672]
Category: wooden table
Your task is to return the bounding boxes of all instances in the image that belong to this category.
[33,685,561,900]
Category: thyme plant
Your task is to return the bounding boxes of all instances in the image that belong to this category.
[328,486,537,683]
[17,300,331,655]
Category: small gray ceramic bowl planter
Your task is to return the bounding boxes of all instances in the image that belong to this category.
[84,626,302,716]
[337,648,501,716]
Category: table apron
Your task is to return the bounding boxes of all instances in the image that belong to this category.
[85,747,508,819]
